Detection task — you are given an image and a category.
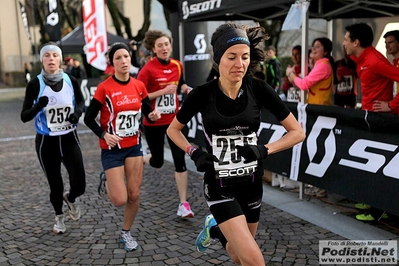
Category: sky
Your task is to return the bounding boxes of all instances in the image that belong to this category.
[150,0,171,36]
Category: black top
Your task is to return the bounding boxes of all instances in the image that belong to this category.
[176,75,291,185]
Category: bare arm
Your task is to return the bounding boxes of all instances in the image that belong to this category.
[263,113,305,154]
[166,117,192,153]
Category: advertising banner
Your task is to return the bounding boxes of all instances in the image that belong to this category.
[182,22,211,88]
[186,102,399,216]
[45,0,61,41]
[82,0,108,71]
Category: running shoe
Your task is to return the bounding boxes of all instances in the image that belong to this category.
[355,203,371,210]
[196,214,217,253]
[52,214,66,234]
[355,213,388,221]
[177,202,194,218]
[120,231,139,251]
[63,192,81,221]
[98,171,107,198]
[356,214,375,221]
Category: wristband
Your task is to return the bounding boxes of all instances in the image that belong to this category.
[186,146,197,156]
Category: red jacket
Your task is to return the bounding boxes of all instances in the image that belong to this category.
[351,46,399,113]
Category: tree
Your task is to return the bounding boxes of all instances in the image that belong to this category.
[106,0,153,42]
[27,0,153,46]
[259,20,283,50]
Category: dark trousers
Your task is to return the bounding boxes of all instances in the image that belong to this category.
[35,131,86,215]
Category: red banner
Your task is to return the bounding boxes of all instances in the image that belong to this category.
[82,0,107,70]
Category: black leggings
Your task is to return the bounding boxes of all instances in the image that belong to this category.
[144,124,187,172]
[35,131,86,215]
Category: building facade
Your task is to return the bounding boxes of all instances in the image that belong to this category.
[0,0,144,85]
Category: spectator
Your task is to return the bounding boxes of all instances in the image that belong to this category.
[283,45,311,101]
[128,40,141,68]
[70,59,87,79]
[286,37,335,106]
[103,49,115,77]
[286,37,336,198]
[84,42,161,251]
[137,30,195,219]
[343,22,399,221]
[383,30,399,97]
[265,45,281,92]
[282,45,306,97]
[20,42,86,234]
[139,49,152,70]
[334,45,358,108]
[64,57,74,75]
[344,23,399,114]
[24,62,31,83]
[166,22,305,265]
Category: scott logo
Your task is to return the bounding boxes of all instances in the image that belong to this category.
[339,139,398,179]
[259,114,399,180]
[194,34,206,54]
[305,116,336,177]
[304,116,399,180]
[184,34,211,62]
[182,0,222,20]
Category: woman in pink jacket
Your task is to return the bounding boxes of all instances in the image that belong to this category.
[286,37,335,106]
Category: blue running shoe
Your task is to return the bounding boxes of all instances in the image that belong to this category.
[196,214,217,253]
[98,171,107,198]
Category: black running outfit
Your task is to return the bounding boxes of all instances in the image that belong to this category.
[176,76,290,224]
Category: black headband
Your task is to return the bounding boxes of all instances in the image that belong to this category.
[108,42,130,66]
[213,28,250,65]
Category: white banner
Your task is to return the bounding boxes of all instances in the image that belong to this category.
[82,0,108,71]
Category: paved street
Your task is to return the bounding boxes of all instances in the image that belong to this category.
[0,88,398,265]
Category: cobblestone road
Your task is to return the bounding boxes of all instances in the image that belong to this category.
[0,90,391,266]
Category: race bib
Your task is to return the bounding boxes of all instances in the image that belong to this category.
[115,110,141,137]
[155,94,176,114]
[287,87,300,102]
[337,75,353,95]
[46,104,74,132]
[212,132,258,179]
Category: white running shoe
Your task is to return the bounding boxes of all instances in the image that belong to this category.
[120,231,139,251]
[63,192,81,221]
[177,202,194,218]
[53,214,66,234]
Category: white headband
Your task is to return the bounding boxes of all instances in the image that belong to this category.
[40,44,62,62]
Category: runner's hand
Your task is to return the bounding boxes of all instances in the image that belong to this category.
[190,149,219,172]
[37,96,49,109]
[66,113,80,124]
[236,144,268,163]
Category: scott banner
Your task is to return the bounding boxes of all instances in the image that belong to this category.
[182,22,211,88]
[187,102,399,216]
